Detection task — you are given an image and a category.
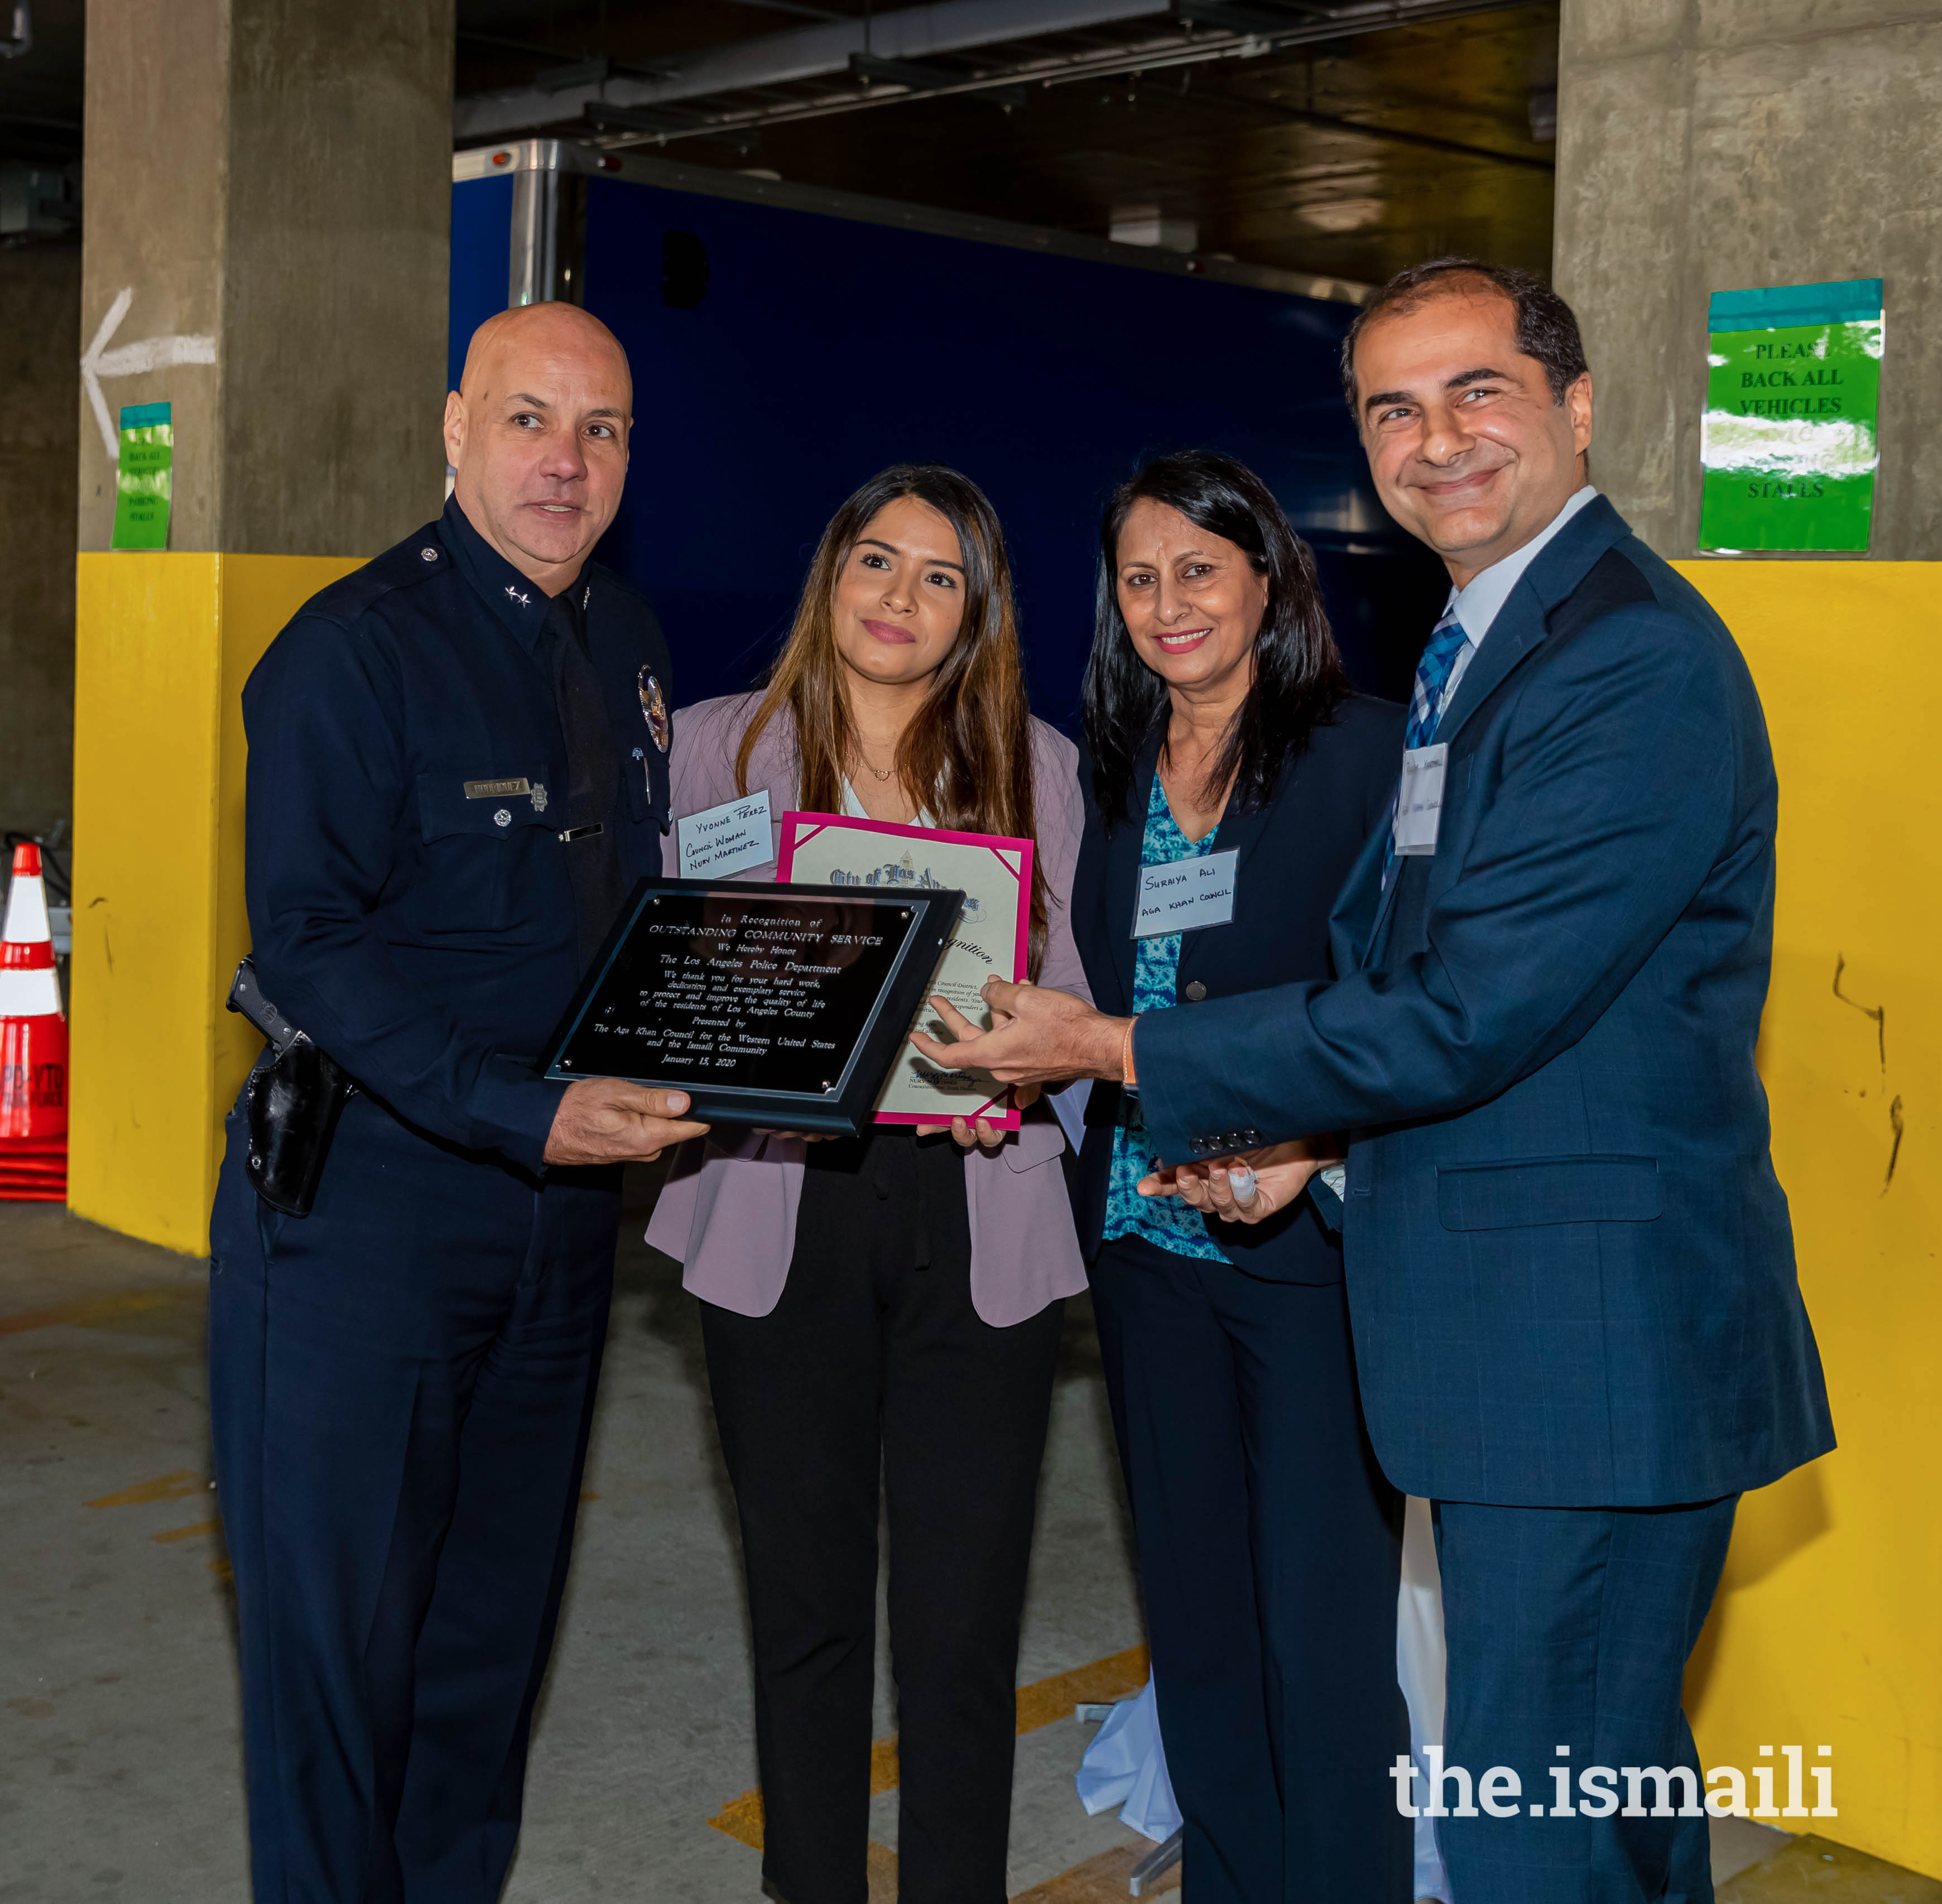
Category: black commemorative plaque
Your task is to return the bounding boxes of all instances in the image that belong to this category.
[540,878,964,1135]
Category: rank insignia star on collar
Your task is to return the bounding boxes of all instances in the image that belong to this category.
[505,583,531,607]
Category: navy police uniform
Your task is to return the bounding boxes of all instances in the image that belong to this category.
[209,496,673,1902]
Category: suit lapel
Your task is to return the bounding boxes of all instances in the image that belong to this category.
[741,705,800,811]
[1103,723,1164,1011]
[1362,827,1407,967]
[1436,496,1632,749]
[1176,791,1272,990]
[1348,498,1636,968]
[1330,815,1391,974]
[1431,597,1540,752]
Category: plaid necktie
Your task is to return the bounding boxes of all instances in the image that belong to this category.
[1386,607,1471,874]
[1406,605,1471,751]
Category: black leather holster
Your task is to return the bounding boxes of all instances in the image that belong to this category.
[228,957,355,1218]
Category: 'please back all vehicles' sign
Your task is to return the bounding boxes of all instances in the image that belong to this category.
[1699,277,1883,555]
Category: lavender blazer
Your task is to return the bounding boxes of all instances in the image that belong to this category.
[644,693,1092,1328]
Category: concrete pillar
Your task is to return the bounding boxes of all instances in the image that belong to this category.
[69,0,455,1251]
[1554,0,1942,558]
[1555,2,1942,1881]
[77,0,455,553]
[0,236,81,838]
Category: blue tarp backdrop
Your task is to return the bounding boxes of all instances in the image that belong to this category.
[450,169,1441,727]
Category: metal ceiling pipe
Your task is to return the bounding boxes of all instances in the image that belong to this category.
[456,0,1172,142]
[592,2,1533,157]
[456,0,1534,157]
[508,148,565,306]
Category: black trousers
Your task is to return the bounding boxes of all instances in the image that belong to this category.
[208,1093,617,1904]
[699,1128,1065,1904]
[1090,1235,1412,1904]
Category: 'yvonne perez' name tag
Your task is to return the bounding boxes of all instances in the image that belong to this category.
[678,790,775,879]
[1133,848,1239,938]
[1392,742,1449,857]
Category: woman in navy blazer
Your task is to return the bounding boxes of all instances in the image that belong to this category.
[1070,451,1411,1903]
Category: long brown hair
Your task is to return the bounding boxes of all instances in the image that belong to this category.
[736,463,1049,976]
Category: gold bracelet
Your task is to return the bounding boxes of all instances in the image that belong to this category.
[1122,1016,1138,1089]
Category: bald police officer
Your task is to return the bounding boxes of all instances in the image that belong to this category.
[209,304,708,1902]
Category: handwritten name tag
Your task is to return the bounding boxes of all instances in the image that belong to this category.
[1133,848,1239,938]
[678,790,775,879]
[1392,743,1449,857]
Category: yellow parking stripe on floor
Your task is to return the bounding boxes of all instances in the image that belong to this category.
[85,1469,207,1508]
[708,1642,1152,1850]
[708,1787,764,1850]
[1011,1844,1181,1902]
[150,1520,220,1545]
[1012,1644,1150,1737]
[0,1288,185,1339]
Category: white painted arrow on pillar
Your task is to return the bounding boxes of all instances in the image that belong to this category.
[80,287,218,460]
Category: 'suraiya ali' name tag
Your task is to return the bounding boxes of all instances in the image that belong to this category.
[678,789,775,879]
[1132,848,1239,937]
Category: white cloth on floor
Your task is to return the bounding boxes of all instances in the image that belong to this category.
[1074,1494,1454,1902]
[1073,1676,1182,1843]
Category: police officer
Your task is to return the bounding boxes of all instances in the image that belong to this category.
[209,301,708,1902]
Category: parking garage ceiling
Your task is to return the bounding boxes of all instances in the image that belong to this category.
[1,1,1557,287]
[453,0,1560,289]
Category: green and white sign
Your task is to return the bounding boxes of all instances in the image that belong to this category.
[110,401,174,551]
[1699,277,1883,555]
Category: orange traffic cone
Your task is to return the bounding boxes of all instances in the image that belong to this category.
[1,842,68,1201]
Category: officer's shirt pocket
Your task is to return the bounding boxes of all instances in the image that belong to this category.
[412,769,556,935]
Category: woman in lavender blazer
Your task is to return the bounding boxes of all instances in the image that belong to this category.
[645,465,1088,1904]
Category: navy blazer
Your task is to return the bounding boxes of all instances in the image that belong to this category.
[1071,694,1402,1283]
[1137,498,1835,1507]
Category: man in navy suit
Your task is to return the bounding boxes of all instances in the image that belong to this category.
[916,259,1834,1901]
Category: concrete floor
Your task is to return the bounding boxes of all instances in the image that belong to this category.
[3,1182,1936,1903]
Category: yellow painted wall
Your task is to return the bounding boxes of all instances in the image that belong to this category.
[69,552,364,1253]
[1677,561,1942,1879]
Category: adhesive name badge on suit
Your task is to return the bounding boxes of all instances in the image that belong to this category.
[677,790,775,878]
[1392,744,1449,857]
[1132,849,1239,937]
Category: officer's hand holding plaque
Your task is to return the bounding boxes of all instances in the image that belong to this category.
[540,814,1032,1137]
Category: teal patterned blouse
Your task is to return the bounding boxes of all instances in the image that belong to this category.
[1103,770,1230,1264]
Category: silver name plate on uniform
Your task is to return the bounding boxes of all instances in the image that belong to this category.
[539,878,964,1137]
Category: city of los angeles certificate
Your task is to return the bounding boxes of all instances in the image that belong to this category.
[777,811,1031,1129]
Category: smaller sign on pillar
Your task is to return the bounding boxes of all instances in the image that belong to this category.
[1699,278,1883,555]
[110,401,174,551]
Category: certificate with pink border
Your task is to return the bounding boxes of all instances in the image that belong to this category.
[777,811,1032,1129]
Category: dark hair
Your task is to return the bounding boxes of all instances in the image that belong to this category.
[1081,449,1351,829]
[736,463,1049,974]
[1339,257,1590,410]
